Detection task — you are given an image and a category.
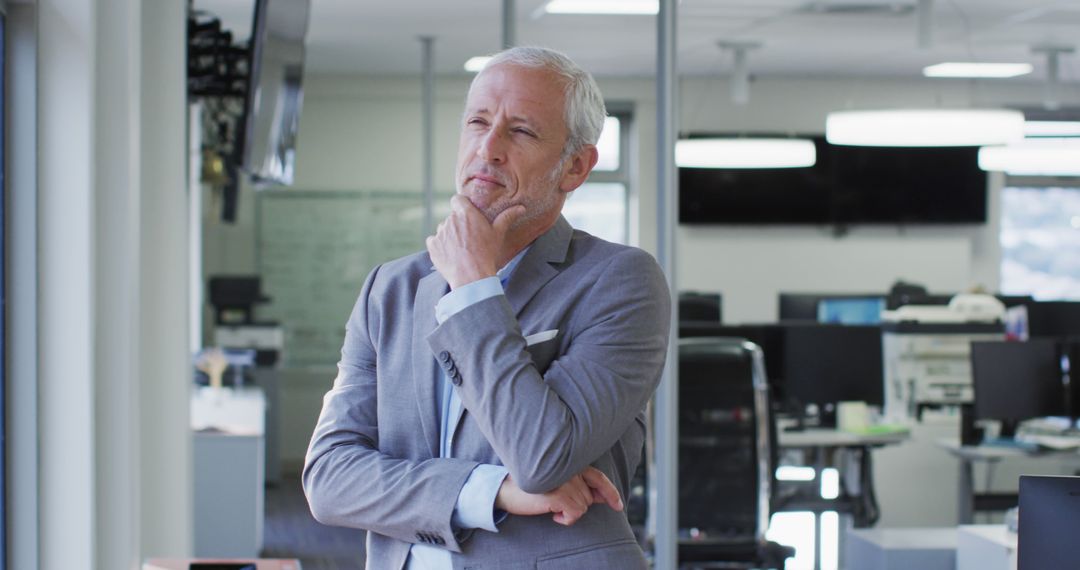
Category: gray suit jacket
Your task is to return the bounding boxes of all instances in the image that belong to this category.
[303,217,671,569]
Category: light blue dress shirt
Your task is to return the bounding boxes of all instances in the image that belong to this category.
[406,248,529,569]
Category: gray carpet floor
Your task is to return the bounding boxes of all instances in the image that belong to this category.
[262,475,366,570]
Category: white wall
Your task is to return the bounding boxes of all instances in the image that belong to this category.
[202,71,1075,464]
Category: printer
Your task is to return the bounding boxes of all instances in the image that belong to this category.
[881,294,1006,421]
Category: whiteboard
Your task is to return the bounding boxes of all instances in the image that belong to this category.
[256,190,442,367]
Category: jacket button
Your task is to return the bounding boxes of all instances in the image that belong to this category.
[439,351,451,363]
[433,535,446,545]
[450,372,462,386]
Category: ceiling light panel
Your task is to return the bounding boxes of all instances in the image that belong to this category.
[1024,121,1080,137]
[675,138,817,169]
[923,62,1034,78]
[978,139,1080,176]
[826,109,1026,147]
[543,0,658,15]
[463,56,491,73]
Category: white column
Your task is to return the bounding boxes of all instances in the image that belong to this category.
[37,0,97,567]
[139,0,193,558]
[94,0,142,566]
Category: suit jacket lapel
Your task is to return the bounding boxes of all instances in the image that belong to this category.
[504,216,573,315]
[412,266,446,459]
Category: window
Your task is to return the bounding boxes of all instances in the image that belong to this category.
[1000,186,1080,300]
[562,111,632,244]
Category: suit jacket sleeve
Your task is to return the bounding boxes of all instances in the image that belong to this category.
[302,264,479,552]
[427,247,671,494]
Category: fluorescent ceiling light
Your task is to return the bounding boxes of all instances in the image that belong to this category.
[923,62,1034,78]
[543,0,658,15]
[1024,120,1080,137]
[463,56,492,73]
[978,139,1080,176]
[675,138,817,169]
[825,109,1025,147]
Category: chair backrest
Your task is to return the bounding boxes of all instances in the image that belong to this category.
[678,337,773,543]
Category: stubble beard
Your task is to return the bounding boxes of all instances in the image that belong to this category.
[456,157,568,230]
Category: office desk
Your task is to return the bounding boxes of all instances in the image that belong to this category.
[777,427,909,570]
[192,388,266,558]
[778,427,908,521]
[956,525,1016,570]
[937,438,1080,524]
[779,427,909,449]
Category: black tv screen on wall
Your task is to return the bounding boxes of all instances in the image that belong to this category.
[679,136,987,225]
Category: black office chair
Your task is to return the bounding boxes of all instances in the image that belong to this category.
[677,337,795,570]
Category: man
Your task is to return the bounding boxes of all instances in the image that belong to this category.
[303,46,670,569]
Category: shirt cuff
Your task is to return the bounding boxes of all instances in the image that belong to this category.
[451,464,510,532]
[435,276,503,324]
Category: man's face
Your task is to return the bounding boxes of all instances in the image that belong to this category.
[455,63,574,231]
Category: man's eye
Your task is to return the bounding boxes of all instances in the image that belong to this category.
[513,128,536,137]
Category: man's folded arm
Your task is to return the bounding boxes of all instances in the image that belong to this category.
[303,266,488,552]
[426,248,671,494]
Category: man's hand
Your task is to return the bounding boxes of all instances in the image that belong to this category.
[425,195,525,290]
[494,466,624,526]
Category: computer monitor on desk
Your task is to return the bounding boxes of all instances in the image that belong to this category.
[817,297,885,325]
[1027,301,1080,338]
[971,339,1064,438]
[778,292,883,322]
[679,291,722,323]
[782,324,884,426]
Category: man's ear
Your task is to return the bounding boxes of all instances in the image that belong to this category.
[558,145,599,193]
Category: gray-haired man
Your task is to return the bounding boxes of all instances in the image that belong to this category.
[304,46,670,569]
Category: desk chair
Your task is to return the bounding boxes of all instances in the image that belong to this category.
[678,337,795,569]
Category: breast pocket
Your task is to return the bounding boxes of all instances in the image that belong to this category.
[524,334,560,373]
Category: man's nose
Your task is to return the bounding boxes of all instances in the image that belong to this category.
[477,128,508,164]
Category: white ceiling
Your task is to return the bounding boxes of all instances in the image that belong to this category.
[199,0,1080,81]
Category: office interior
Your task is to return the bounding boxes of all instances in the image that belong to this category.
[5,0,1080,569]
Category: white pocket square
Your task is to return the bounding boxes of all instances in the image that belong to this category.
[525,329,558,346]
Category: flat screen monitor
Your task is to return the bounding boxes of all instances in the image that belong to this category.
[778,294,821,321]
[779,292,884,322]
[971,340,1064,430]
[242,0,310,186]
[817,297,885,325]
[782,324,885,410]
[1018,475,1080,570]
[679,291,722,323]
[679,135,987,225]
[1027,301,1080,338]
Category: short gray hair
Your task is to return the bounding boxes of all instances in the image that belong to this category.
[472,46,607,157]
